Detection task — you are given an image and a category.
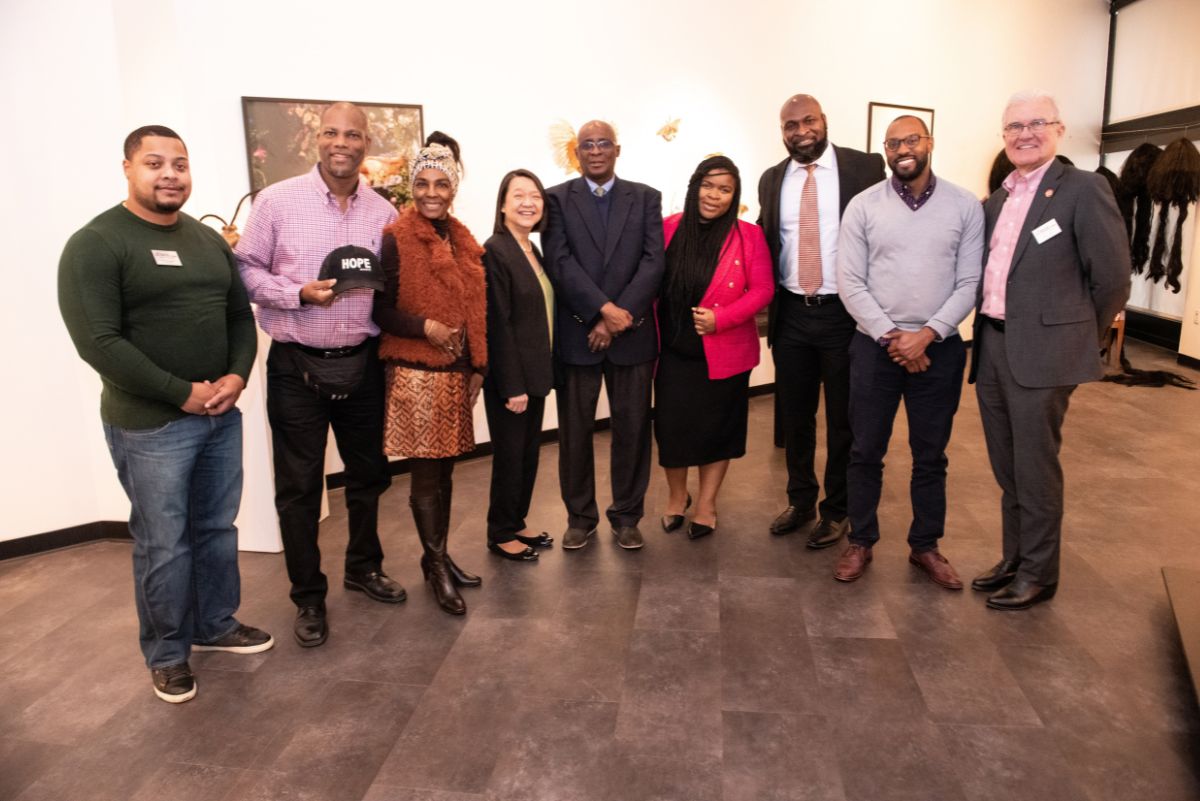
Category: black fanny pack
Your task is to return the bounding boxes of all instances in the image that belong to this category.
[288,341,369,400]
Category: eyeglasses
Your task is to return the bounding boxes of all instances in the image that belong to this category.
[882,134,930,152]
[1002,119,1060,137]
[578,139,615,153]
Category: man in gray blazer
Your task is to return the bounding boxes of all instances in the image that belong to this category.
[969,91,1129,610]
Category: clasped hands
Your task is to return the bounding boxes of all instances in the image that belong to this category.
[882,327,936,373]
[182,375,246,416]
[587,302,634,352]
[424,319,482,407]
[425,319,464,359]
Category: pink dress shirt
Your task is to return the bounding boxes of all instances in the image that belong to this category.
[981,158,1055,320]
[235,166,398,348]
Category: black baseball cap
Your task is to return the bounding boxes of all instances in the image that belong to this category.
[318,245,385,294]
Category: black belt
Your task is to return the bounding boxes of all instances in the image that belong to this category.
[784,291,840,307]
[980,315,1005,332]
[290,340,368,359]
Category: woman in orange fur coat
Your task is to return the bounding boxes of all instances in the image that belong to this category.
[373,132,487,615]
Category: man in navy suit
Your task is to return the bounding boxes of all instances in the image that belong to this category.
[543,120,665,550]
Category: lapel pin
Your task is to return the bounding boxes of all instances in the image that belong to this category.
[1044,189,1054,198]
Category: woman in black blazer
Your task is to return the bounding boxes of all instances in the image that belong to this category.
[482,169,556,561]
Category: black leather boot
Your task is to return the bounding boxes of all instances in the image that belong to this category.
[437,478,481,588]
[411,495,466,615]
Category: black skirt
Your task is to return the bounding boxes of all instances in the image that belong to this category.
[654,348,750,468]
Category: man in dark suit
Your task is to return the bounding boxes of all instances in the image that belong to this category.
[543,120,665,550]
[969,91,1129,610]
[758,94,885,548]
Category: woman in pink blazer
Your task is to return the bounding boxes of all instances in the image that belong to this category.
[656,155,775,539]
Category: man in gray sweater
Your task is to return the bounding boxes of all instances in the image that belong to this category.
[832,115,983,587]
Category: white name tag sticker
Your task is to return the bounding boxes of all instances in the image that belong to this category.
[151,249,182,266]
[1031,219,1062,244]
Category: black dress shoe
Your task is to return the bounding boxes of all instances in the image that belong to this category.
[661,494,693,532]
[514,531,554,548]
[294,605,328,648]
[971,558,1020,592]
[687,520,715,540]
[344,570,407,603]
[487,541,539,561]
[806,517,849,549]
[986,579,1057,611]
[769,505,816,536]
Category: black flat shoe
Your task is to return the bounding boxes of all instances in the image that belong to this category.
[687,520,715,540]
[487,541,539,562]
[514,531,554,548]
[661,494,693,532]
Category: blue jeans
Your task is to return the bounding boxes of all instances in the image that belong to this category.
[104,409,244,669]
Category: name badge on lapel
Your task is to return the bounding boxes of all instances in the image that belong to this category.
[152,249,182,266]
[1031,219,1061,244]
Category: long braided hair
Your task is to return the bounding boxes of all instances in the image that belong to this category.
[664,155,742,316]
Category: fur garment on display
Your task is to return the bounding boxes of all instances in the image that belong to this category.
[1117,143,1163,275]
[1101,342,1197,390]
[1145,138,1200,293]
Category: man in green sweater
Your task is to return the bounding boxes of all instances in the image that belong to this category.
[58,125,273,704]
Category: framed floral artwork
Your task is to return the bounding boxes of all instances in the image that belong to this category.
[241,96,424,209]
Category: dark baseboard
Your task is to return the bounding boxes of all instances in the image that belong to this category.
[0,520,130,562]
[1179,354,1200,370]
[1126,309,1182,351]
[15,384,787,555]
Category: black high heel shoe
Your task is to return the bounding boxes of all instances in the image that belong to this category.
[514,531,554,548]
[487,541,539,562]
[661,494,693,532]
[687,518,716,540]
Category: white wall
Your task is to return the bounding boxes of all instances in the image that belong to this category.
[1106,0,1200,353]
[1110,0,1200,122]
[0,0,1114,542]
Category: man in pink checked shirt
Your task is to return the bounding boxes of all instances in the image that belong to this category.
[236,102,406,648]
[967,91,1128,611]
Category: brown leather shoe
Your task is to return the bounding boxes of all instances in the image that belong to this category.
[833,544,872,582]
[908,549,963,590]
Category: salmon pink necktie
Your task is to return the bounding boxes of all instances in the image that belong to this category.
[796,164,822,295]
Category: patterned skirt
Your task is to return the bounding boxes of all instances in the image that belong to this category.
[383,365,475,459]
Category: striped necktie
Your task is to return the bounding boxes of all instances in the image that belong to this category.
[796,163,822,295]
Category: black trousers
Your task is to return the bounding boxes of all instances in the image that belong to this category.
[771,292,856,519]
[483,387,546,542]
[557,360,654,530]
[266,340,391,607]
[974,324,1075,585]
[846,332,966,551]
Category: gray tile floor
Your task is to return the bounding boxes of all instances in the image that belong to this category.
[2,339,1199,801]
